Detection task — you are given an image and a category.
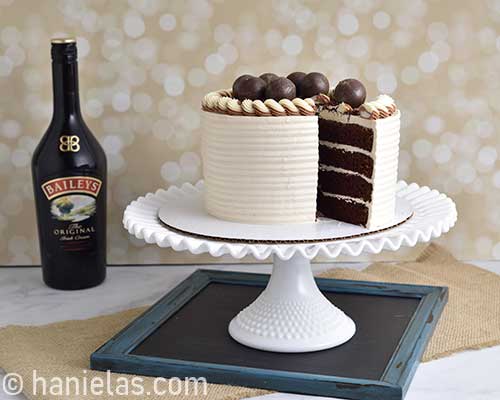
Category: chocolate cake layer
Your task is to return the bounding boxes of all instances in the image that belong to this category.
[319,118,374,152]
[318,145,374,178]
[318,169,372,202]
[317,192,369,227]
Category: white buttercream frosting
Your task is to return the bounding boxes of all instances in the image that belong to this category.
[321,192,369,206]
[319,164,373,183]
[368,110,400,228]
[202,111,319,224]
[359,95,397,119]
[318,140,373,157]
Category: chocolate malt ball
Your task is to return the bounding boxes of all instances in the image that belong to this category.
[299,72,329,98]
[286,71,306,89]
[232,75,267,101]
[331,78,367,108]
[259,72,279,85]
[265,77,296,101]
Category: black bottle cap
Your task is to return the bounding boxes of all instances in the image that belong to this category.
[51,38,77,63]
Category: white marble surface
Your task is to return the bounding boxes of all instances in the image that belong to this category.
[0,260,499,400]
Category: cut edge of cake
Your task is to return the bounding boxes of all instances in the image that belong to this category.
[317,95,400,229]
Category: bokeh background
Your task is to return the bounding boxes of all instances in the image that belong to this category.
[0,0,499,265]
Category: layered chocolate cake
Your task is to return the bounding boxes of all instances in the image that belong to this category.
[201,73,400,228]
[318,89,400,229]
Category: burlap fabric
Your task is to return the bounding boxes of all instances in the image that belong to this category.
[0,244,499,399]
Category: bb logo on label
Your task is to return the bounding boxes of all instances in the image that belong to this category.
[59,135,80,152]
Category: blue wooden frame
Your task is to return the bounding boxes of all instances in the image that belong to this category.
[91,270,447,400]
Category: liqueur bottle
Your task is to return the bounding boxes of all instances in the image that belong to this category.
[31,38,106,289]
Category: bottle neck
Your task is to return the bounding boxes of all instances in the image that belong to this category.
[52,60,81,119]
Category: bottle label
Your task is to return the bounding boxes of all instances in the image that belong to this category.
[40,176,103,252]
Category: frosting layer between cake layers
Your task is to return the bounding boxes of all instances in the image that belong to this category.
[202,111,319,224]
[318,109,401,229]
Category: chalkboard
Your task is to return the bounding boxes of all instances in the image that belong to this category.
[91,270,447,400]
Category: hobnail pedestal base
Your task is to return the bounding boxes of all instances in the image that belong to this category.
[228,254,356,353]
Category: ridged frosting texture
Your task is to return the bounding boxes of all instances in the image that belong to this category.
[202,111,319,224]
[369,110,401,228]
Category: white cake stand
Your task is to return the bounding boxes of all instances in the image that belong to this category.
[123,181,457,353]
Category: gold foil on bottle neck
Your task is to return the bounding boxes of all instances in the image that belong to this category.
[51,37,77,44]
